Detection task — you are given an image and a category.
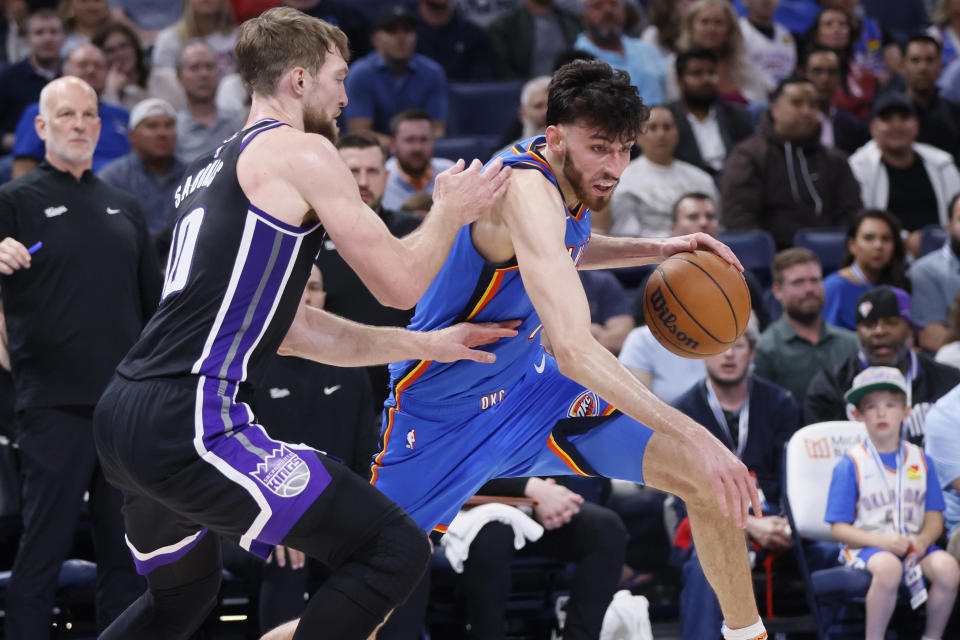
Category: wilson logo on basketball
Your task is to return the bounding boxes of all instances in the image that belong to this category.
[568,391,599,417]
[648,286,699,350]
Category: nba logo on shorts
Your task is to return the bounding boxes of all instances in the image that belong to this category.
[406,430,416,449]
[250,444,311,497]
[567,391,599,417]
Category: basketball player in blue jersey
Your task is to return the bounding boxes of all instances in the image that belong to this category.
[357,60,767,640]
[91,8,513,640]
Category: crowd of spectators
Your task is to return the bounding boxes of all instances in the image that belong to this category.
[2,0,960,638]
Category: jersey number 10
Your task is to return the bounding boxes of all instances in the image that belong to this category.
[162,207,205,301]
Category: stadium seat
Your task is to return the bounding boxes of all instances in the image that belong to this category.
[433,135,500,165]
[920,223,947,257]
[446,81,525,137]
[718,230,777,289]
[783,421,922,640]
[793,227,847,276]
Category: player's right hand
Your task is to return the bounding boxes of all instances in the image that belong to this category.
[0,237,31,274]
[432,157,511,226]
[688,431,762,528]
[424,319,520,363]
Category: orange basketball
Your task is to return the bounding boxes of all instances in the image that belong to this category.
[642,250,751,359]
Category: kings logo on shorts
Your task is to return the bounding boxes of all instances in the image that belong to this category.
[250,444,311,497]
[568,391,599,418]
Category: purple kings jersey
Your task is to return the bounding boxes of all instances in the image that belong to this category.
[118,119,325,404]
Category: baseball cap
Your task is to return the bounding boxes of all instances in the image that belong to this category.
[129,98,176,130]
[844,366,909,406]
[870,92,916,120]
[854,286,912,325]
[376,4,417,31]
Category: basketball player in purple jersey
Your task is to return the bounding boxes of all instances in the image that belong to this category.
[91,8,512,640]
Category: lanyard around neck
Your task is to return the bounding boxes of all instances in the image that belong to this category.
[849,262,872,285]
[705,379,750,458]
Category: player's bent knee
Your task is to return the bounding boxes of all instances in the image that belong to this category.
[135,565,222,638]
[363,513,431,607]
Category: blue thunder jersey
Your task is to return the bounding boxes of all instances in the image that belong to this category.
[387,136,592,406]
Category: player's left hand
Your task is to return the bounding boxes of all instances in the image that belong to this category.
[432,157,511,226]
[424,320,521,363]
[660,233,744,272]
[267,545,306,570]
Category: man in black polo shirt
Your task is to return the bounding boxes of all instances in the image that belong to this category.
[0,75,160,639]
[0,9,63,156]
[315,131,421,408]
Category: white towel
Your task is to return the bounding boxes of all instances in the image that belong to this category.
[441,503,544,573]
[600,590,654,640]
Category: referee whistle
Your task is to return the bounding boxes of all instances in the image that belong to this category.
[28,241,42,254]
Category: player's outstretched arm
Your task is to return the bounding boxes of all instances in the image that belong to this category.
[498,171,759,525]
[288,138,509,309]
[577,232,743,271]
[277,300,519,367]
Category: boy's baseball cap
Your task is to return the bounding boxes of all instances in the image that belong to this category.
[844,366,910,407]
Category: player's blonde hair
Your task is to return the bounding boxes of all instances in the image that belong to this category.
[235,6,350,98]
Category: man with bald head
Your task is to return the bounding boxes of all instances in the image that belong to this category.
[0,75,159,639]
[10,42,131,178]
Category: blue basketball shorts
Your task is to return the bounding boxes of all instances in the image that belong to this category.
[370,350,655,533]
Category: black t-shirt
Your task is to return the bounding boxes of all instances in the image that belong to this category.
[315,208,421,328]
[252,355,378,479]
[885,156,939,231]
[0,162,162,410]
[315,208,421,408]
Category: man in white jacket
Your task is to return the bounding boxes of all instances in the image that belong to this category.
[849,91,960,255]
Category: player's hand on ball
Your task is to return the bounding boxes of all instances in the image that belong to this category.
[690,432,762,528]
[425,320,520,363]
[660,233,744,272]
[432,157,511,226]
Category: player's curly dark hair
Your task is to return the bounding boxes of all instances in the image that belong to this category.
[546,59,648,141]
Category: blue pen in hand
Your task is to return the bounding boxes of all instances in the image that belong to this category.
[27,241,42,255]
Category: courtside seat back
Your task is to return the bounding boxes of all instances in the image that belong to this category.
[785,421,867,542]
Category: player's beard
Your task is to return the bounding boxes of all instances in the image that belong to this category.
[303,105,338,144]
[563,146,615,212]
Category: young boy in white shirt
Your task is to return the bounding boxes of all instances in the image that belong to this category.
[825,366,960,640]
